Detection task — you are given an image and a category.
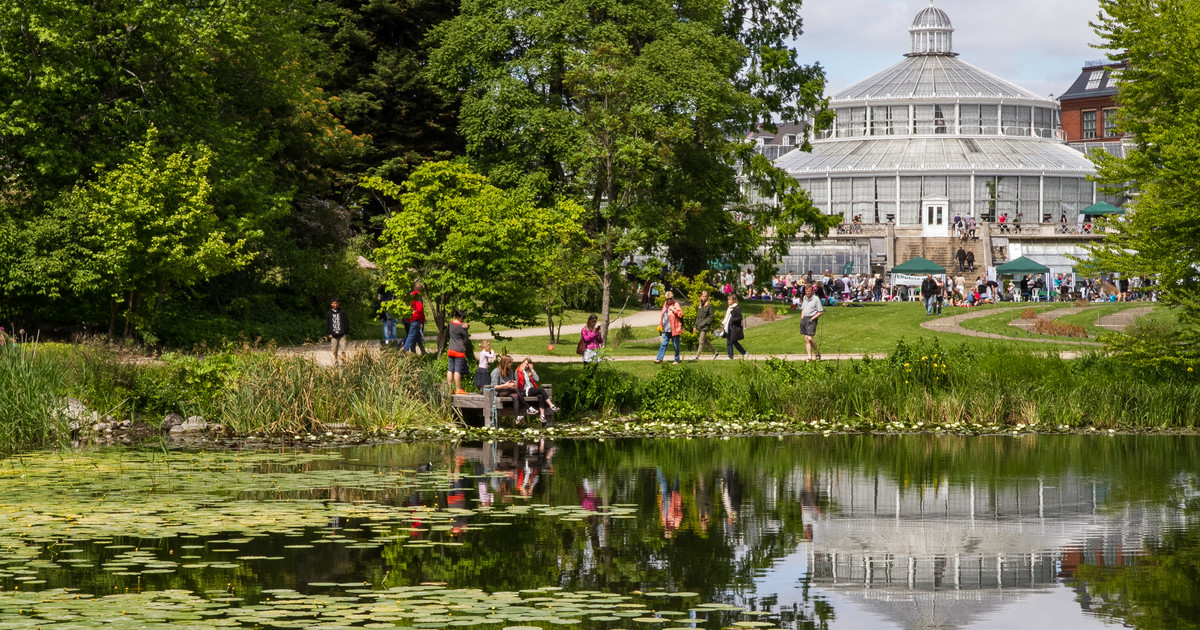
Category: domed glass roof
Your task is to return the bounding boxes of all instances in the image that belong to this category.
[831,55,1051,102]
[912,6,952,29]
[775,136,1096,176]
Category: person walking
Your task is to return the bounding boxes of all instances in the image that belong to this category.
[965,250,976,271]
[580,315,603,363]
[654,291,684,364]
[799,284,823,361]
[374,286,397,348]
[402,285,426,354]
[921,274,939,316]
[446,310,470,395]
[692,291,718,360]
[956,248,966,272]
[325,298,350,366]
[723,293,747,359]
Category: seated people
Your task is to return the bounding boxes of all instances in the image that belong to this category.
[517,357,558,424]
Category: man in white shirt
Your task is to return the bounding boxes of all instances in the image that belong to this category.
[799,285,824,361]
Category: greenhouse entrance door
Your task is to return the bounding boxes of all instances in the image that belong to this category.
[922,197,949,238]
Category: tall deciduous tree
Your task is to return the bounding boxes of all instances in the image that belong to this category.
[1087,0,1200,339]
[0,0,361,332]
[425,0,834,341]
[55,129,252,339]
[364,161,585,351]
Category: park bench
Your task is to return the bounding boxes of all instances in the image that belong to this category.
[451,385,553,427]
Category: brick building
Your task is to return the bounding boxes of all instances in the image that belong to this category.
[1058,60,1128,157]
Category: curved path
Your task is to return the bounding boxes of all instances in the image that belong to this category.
[1094,306,1156,331]
[921,306,1103,346]
[925,303,1156,345]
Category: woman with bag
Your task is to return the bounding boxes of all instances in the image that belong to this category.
[654,291,684,364]
[579,315,603,363]
[723,293,747,359]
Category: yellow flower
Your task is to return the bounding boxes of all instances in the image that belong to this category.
[922,356,928,361]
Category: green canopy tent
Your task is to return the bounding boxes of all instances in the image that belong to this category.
[889,257,945,301]
[995,256,1050,275]
[890,257,946,274]
[1080,201,1124,216]
[996,256,1052,301]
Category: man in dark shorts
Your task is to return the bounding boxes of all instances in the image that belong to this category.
[799,284,824,361]
[446,310,471,394]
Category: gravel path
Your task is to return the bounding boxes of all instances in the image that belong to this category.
[1007,306,1088,331]
[920,306,1103,346]
[1094,306,1156,332]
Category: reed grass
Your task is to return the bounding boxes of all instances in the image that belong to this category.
[0,345,67,451]
[212,351,449,434]
[558,339,1200,430]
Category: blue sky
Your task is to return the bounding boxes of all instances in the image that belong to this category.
[791,0,1109,100]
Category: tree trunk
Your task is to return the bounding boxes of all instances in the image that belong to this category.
[122,290,135,338]
[545,303,557,343]
[108,296,117,340]
[599,240,613,347]
[433,297,448,354]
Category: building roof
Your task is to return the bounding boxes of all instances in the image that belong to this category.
[912,5,952,29]
[776,136,1097,176]
[1059,61,1125,101]
[748,121,808,146]
[831,54,1051,103]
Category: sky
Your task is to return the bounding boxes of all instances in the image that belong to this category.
[791,0,1111,100]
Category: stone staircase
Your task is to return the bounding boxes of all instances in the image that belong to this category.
[895,235,990,273]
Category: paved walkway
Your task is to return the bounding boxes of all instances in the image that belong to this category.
[1095,306,1155,330]
[469,308,662,340]
[1007,306,1088,332]
[285,304,1158,367]
[920,306,1103,346]
[923,303,1155,345]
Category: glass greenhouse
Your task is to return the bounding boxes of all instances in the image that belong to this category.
[776,4,1101,226]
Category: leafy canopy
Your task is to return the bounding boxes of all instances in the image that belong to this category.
[54,129,252,335]
[1087,0,1200,337]
[365,161,586,346]
[425,0,832,336]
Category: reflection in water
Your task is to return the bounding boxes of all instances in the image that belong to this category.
[417,435,1197,629]
[0,436,1194,630]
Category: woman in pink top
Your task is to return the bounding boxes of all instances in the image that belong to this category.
[580,315,603,364]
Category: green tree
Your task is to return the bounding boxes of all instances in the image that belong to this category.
[425,0,834,342]
[316,0,465,223]
[55,129,252,339]
[0,0,362,335]
[1086,0,1200,344]
[363,161,586,351]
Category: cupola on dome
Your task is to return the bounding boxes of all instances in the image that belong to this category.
[908,2,955,56]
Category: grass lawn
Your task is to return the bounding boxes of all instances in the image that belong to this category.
[480,300,1160,357]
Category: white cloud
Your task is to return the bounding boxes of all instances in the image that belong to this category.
[791,0,1110,99]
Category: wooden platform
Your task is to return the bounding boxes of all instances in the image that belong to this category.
[452,385,553,427]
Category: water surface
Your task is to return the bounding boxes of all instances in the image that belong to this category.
[0,435,1196,629]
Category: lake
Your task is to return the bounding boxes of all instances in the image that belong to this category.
[0,435,1196,629]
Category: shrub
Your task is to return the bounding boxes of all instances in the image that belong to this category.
[609,323,635,348]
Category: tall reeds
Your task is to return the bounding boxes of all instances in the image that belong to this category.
[562,340,1200,430]
[0,345,67,450]
[214,351,449,434]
